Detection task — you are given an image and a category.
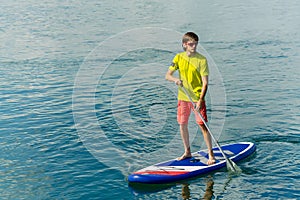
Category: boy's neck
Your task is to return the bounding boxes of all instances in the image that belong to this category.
[186,51,196,57]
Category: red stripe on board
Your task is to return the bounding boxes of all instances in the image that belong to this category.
[133,170,189,176]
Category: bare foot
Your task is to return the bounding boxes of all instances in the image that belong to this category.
[207,157,216,165]
[177,153,192,161]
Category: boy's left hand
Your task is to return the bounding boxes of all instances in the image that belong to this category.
[195,100,204,111]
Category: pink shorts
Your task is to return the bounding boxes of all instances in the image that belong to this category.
[177,100,208,125]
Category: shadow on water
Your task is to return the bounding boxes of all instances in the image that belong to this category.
[181,179,214,200]
[128,182,176,195]
[128,175,216,199]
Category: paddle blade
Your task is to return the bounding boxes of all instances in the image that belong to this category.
[226,159,242,174]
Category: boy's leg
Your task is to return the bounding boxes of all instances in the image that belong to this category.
[199,124,215,165]
[194,101,215,165]
[177,100,192,160]
[178,123,192,160]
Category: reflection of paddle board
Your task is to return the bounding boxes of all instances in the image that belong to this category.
[128,142,256,184]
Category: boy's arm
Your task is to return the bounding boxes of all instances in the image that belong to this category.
[196,75,208,110]
[199,75,208,101]
[165,69,182,86]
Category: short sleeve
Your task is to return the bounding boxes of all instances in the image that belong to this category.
[200,58,209,76]
[169,54,179,71]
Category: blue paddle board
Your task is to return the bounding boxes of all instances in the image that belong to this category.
[128,142,256,184]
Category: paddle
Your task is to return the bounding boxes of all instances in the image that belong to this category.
[180,85,241,173]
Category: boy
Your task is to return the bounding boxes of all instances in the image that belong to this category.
[165,32,215,165]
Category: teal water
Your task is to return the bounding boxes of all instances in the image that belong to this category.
[1,1,300,199]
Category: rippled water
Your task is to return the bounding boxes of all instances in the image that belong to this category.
[1,0,299,199]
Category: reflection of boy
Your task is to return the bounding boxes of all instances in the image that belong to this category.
[181,179,214,200]
[203,179,214,199]
[165,32,215,165]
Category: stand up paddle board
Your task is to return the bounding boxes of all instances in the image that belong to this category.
[128,142,256,184]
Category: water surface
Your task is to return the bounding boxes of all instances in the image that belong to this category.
[0,0,299,199]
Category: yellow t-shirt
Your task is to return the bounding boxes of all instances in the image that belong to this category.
[169,52,209,102]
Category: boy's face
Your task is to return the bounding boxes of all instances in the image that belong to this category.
[183,40,198,53]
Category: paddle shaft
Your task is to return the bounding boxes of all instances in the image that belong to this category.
[180,86,236,172]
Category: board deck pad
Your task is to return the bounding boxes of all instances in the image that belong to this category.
[128,142,256,184]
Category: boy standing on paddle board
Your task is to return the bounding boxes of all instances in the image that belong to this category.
[165,32,215,165]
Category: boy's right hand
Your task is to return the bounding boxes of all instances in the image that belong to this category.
[175,79,183,87]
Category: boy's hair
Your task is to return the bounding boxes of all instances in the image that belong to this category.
[182,32,199,43]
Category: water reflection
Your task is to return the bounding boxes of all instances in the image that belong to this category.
[182,177,214,200]
[129,176,215,199]
[181,184,191,199]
